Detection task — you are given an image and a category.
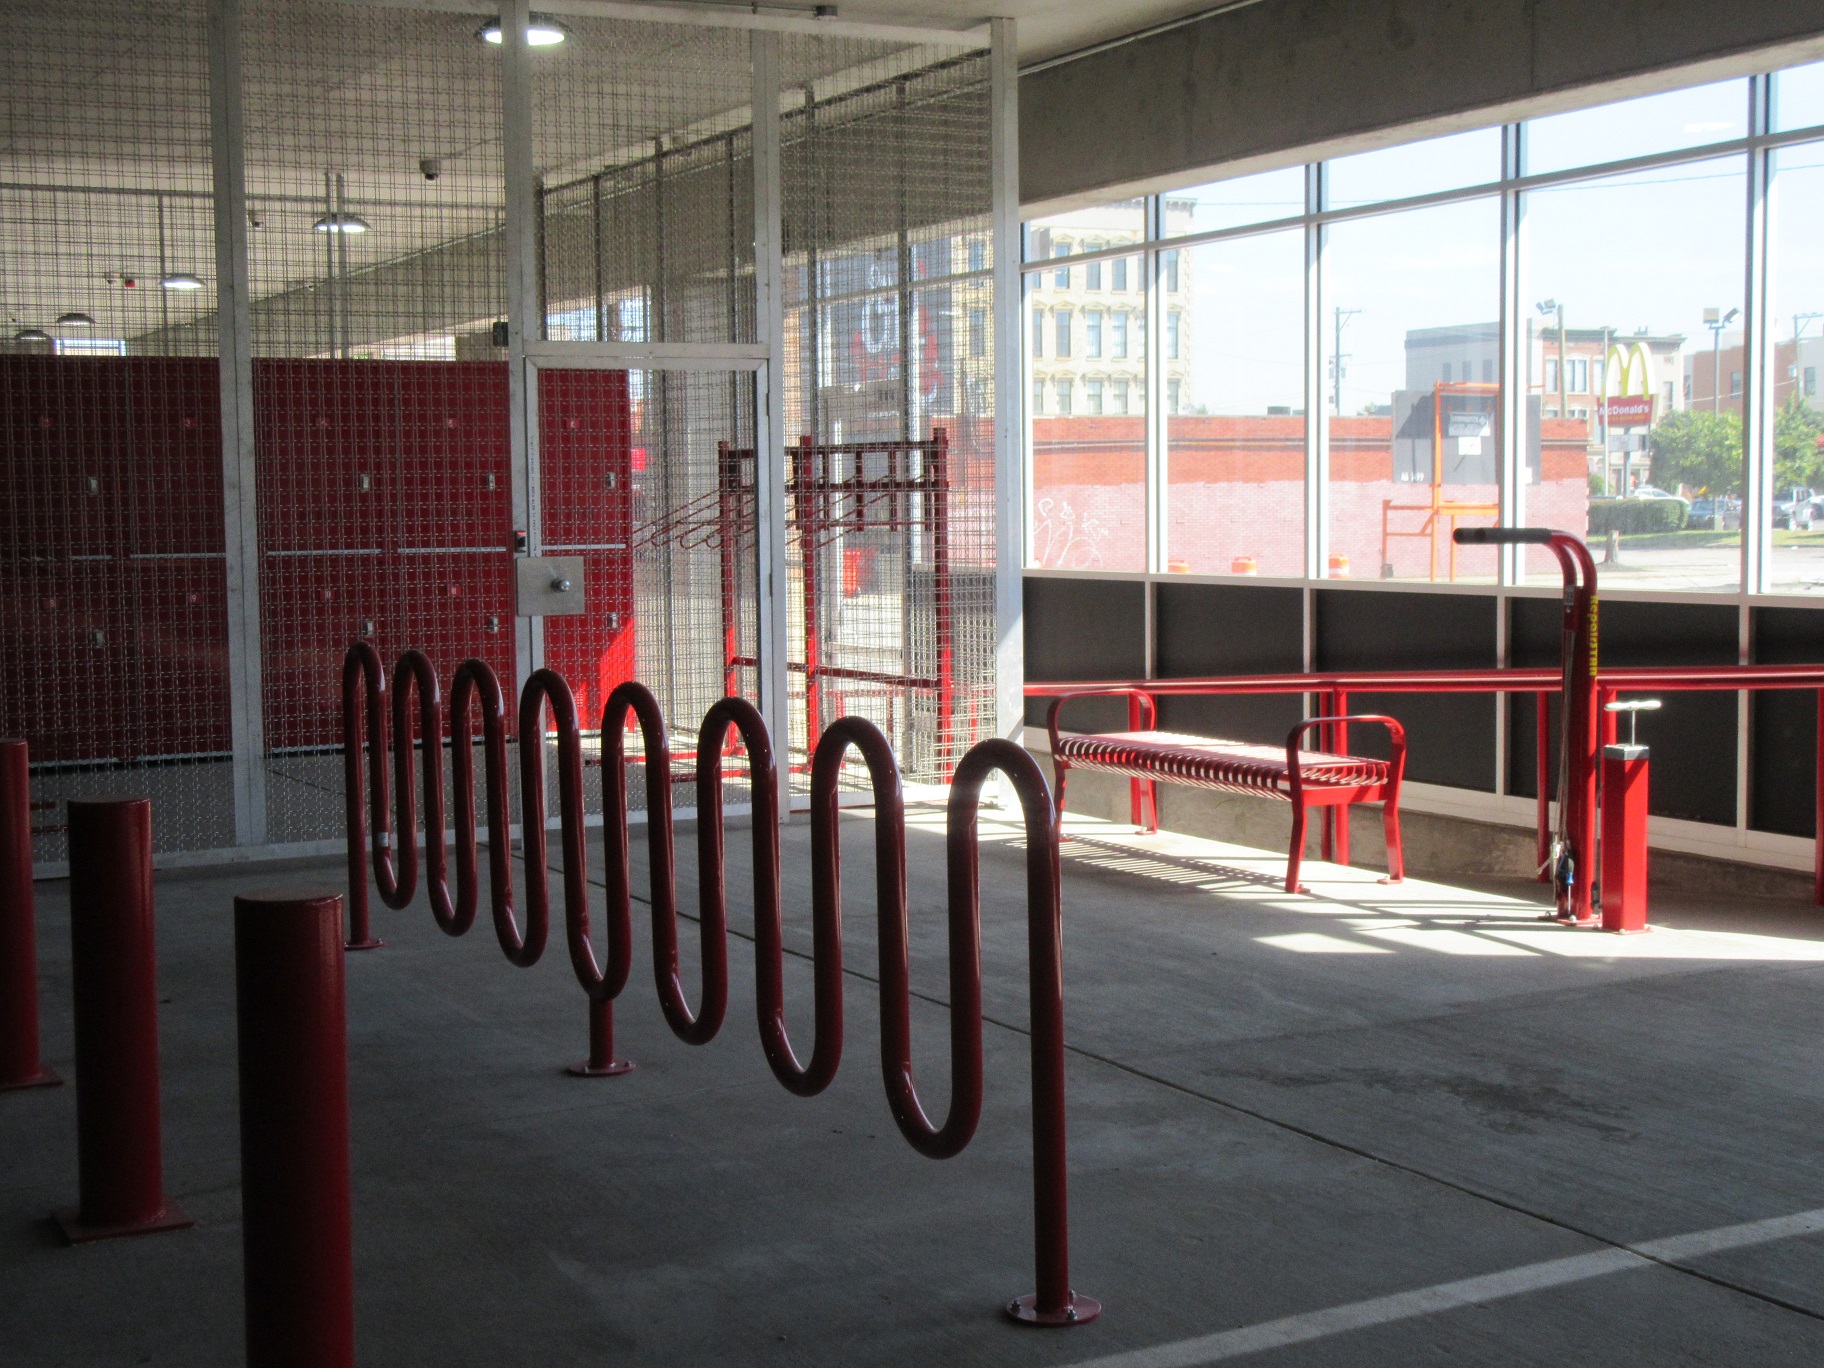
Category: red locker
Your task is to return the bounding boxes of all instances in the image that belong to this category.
[396,361,510,550]
[253,360,395,553]
[541,551,636,726]
[0,356,131,561]
[127,358,223,558]
[385,549,515,692]
[259,552,388,750]
[538,368,632,551]
[127,558,231,758]
[0,560,129,763]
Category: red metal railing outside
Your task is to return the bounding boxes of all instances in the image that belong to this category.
[343,642,1098,1325]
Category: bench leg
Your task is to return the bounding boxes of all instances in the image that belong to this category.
[1053,763,1070,840]
[1381,797,1405,884]
[1129,776,1158,835]
[1287,800,1309,895]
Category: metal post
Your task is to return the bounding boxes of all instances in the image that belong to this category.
[1744,73,1774,596]
[55,800,192,1242]
[990,16,1023,743]
[502,0,541,686]
[1304,163,1327,581]
[235,890,355,1368]
[0,741,57,1090]
[752,29,792,814]
[207,0,267,847]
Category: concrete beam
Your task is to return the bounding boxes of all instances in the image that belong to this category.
[1021,0,1824,212]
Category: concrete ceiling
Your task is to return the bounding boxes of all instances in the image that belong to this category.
[766,0,1226,65]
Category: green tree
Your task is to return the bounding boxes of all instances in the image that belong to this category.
[1774,397,1824,490]
[1649,409,1743,495]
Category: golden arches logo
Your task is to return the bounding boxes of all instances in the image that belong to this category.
[1602,341,1654,425]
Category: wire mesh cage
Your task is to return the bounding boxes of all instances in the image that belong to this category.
[0,0,231,861]
[3,1,999,863]
[778,37,997,785]
[239,0,513,843]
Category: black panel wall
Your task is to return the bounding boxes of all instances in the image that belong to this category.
[1750,606,1824,837]
[1315,589,1497,791]
[1023,577,1147,732]
[1509,596,1737,825]
[1153,582,1304,745]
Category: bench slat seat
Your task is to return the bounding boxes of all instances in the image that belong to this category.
[1055,731,1391,800]
[1045,691,1407,895]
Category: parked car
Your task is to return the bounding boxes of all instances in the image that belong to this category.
[1628,485,1690,508]
[1689,497,1742,531]
[1775,486,1815,530]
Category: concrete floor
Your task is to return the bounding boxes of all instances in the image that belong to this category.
[8,808,1824,1365]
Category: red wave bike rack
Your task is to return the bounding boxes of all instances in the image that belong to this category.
[342,642,1100,1326]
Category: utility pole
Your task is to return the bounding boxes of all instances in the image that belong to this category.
[1331,306,1360,415]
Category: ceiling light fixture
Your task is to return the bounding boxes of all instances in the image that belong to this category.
[55,312,96,326]
[160,272,206,290]
[312,211,370,234]
[13,327,52,342]
[477,13,568,45]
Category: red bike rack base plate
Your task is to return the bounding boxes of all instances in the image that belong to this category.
[1005,1293,1101,1327]
[0,1069,62,1092]
[344,937,385,951]
[53,1201,194,1245]
[567,1059,635,1078]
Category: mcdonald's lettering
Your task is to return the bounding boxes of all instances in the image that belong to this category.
[1600,342,1655,427]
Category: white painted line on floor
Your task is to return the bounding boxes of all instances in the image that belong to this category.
[1063,1208,1824,1367]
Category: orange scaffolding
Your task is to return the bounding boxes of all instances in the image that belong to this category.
[1379,381,1499,581]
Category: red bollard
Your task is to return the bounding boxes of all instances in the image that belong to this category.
[54,798,191,1242]
[1,739,58,1091]
[235,890,355,1368]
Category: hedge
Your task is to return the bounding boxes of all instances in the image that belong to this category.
[1587,498,1689,536]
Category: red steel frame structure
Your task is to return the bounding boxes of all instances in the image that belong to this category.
[716,430,955,769]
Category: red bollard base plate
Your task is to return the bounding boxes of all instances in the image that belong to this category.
[566,1058,635,1077]
[1005,1293,1101,1327]
[344,937,385,951]
[53,1201,194,1245]
[0,1068,62,1091]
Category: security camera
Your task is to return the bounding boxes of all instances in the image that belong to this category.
[420,157,443,181]
[247,208,264,228]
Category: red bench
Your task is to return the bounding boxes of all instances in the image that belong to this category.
[1044,689,1406,894]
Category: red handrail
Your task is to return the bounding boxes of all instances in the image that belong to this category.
[343,643,1098,1325]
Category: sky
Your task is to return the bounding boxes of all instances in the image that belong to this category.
[1160,66,1824,417]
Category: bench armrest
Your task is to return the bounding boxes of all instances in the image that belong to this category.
[1285,714,1407,804]
[1045,688,1158,758]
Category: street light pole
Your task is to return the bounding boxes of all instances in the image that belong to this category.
[1705,306,1740,415]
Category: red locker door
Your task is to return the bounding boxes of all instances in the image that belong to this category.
[541,551,636,725]
[385,549,515,710]
[539,368,632,551]
[127,358,223,557]
[0,561,129,763]
[254,359,396,553]
[397,361,510,551]
[0,356,131,561]
[127,559,231,759]
[259,552,387,751]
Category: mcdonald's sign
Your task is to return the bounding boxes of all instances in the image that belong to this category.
[1600,341,1655,426]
